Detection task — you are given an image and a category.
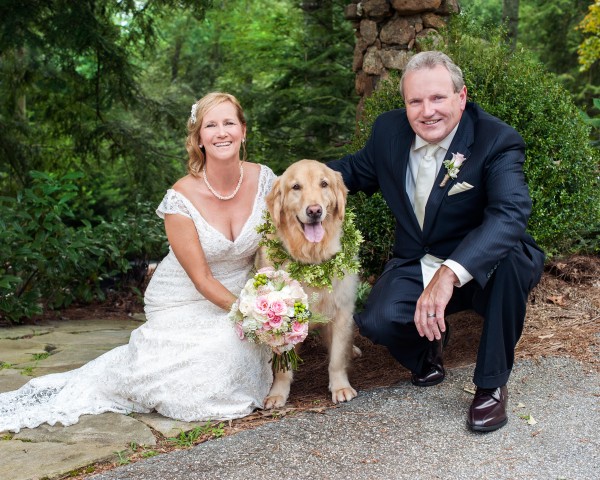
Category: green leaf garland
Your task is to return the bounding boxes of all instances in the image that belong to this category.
[256,209,363,290]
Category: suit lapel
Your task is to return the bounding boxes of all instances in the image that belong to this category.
[423,111,475,235]
[391,131,423,233]
[391,130,414,207]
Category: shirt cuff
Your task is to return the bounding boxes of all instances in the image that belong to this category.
[443,260,473,287]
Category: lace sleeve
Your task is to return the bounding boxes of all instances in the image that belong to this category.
[156,189,192,220]
[259,165,277,197]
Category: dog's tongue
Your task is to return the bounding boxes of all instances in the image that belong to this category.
[303,222,325,243]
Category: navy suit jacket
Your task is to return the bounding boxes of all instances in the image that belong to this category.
[328,102,543,289]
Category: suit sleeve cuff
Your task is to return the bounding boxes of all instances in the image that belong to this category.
[443,260,473,287]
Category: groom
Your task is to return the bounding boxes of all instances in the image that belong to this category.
[328,51,545,432]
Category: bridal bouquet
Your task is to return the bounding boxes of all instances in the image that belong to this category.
[229,267,324,371]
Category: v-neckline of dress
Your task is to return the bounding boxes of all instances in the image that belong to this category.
[168,164,266,244]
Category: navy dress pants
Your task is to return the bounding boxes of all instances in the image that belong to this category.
[355,241,544,389]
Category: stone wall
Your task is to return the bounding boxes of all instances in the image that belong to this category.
[345,0,460,114]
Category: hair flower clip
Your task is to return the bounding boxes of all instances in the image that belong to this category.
[190,103,198,124]
[440,152,467,187]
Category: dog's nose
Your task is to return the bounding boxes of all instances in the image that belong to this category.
[306,204,322,220]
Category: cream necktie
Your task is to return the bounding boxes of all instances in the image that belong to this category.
[414,144,440,229]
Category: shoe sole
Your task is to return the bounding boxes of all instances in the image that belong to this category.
[468,417,508,433]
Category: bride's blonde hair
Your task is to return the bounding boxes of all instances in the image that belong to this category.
[185,92,247,177]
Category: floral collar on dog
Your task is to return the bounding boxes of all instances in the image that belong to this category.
[256,209,363,290]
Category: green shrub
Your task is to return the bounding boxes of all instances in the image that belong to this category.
[348,17,600,276]
[347,192,395,280]
[0,171,167,324]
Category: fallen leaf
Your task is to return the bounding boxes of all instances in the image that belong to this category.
[538,334,555,340]
[463,386,476,395]
[307,407,327,414]
[527,415,538,425]
[516,402,526,408]
[519,413,538,425]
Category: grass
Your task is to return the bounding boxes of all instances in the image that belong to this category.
[31,352,51,361]
[17,350,55,376]
[167,422,225,447]
[114,450,130,466]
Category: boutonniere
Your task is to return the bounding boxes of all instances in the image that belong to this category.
[439,152,467,187]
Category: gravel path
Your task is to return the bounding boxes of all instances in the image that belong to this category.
[91,357,600,480]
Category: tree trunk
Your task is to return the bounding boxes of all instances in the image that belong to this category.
[503,0,519,51]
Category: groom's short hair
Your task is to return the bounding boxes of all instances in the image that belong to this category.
[400,51,465,99]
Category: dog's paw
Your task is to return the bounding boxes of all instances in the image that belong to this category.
[331,386,358,404]
[264,395,287,409]
[352,345,362,359]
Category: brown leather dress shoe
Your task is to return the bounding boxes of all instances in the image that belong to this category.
[411,323,450,387]
[468,385,509,432]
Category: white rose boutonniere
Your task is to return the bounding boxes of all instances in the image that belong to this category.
[439,152,467,187]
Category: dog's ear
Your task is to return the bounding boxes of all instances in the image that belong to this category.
[266,176,283,227]
[331,170,348,221]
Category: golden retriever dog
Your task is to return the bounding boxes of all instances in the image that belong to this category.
[258,159,360,408]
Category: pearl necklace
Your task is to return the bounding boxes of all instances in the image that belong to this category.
[202,162,244,201]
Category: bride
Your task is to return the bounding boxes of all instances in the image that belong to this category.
[0,92,275,432]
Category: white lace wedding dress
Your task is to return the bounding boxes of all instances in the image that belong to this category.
[0,165,275,433]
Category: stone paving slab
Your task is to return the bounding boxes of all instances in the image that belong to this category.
[131,413,219,439]
[0,319,143,394]
[0,317,209,480]
[0,339,49,364]
[28,348,118,374]
[0,326,54,341]
[0,369,29,391]
[38,329,140,347]
[1,440,119,480]
[13,413,156,446]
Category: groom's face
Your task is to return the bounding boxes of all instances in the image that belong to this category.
[403,64,467,144]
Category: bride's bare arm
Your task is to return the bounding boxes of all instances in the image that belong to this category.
[164,213,237,311]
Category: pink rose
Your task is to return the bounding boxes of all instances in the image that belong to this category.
[270,299,287,316]
[285,321,309,344]
[452,152,466,167]
[292,320,308,333]
[255,296,270,315]
[269,315,284,329]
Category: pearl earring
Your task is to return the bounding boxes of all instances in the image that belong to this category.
[199,144,203,149]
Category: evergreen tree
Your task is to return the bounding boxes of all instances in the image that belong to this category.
[0,1,211,210]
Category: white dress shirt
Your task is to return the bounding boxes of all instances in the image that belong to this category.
[406,125,473,288]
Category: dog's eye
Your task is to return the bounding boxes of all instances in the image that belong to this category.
[292,183,301,190]
[321,180,329,188]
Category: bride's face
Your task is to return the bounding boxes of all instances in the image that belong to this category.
[199,101,246,163]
